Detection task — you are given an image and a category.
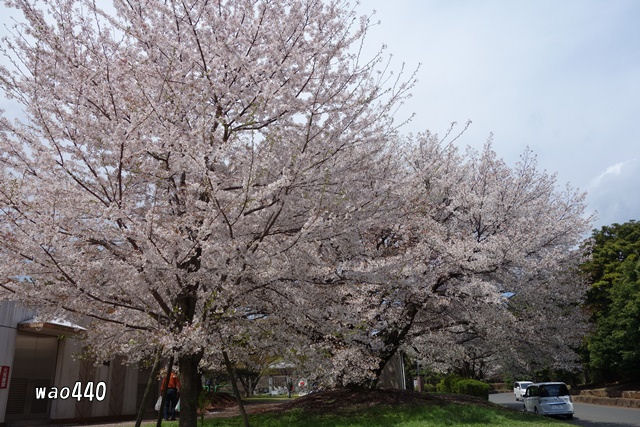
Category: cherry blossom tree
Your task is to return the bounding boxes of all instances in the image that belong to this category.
[409,261,589,380]
[393,136,592,379]
[0,0,414,425]
[275,131,592,387]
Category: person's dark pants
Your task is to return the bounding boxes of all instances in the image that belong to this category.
[164,388,178,420]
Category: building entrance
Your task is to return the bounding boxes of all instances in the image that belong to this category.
[5,333,58,423]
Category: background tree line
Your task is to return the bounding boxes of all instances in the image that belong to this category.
[582,220,640,383]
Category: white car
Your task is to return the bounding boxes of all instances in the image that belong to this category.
[513,381,533,401]
[523,382,574,419]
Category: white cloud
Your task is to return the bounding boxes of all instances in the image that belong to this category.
[590,159,637,189]
[588,158,640,226]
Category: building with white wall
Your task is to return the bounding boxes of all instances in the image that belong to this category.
[0,301,156,427]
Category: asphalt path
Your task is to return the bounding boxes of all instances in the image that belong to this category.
[490,392,640,427]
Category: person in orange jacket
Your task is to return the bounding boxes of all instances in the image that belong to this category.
[160,369,181,420]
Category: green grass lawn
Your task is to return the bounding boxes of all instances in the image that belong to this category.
[148,403,573,427]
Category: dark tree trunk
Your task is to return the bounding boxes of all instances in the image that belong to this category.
[370,305,418,388]
[178,353,203,427]
[172,284,201,427]
[135,348,162,427]
[249,376,260,397]
[237,371,261,397]
[156,356,174,427]
[222,351,250,427]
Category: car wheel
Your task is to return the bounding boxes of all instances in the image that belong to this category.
[566,414,573,420]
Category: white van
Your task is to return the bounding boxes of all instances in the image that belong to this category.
[523,382,574,419]
[513,381,533,401]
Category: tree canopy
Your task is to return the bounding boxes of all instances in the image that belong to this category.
[583,220,640,381]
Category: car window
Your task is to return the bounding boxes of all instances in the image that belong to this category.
[514,382,518,388]
[540,384,569,397]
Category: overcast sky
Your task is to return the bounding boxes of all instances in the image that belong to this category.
[1,1,638,229]
[355,0,640,229]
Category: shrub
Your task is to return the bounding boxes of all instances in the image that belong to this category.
[423,383,437,392]
[436,374,462,392]
[453,379,490,400]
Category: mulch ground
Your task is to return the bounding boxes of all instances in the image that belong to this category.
[204,392,237,411]
[276,389,496,413]
[281,389,433,412]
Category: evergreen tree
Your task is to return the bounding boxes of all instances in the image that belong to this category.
[583,221,640,381]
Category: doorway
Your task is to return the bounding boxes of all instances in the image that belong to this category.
[5,333,58,422]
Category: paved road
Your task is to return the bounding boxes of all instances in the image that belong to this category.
[490,392,640,427]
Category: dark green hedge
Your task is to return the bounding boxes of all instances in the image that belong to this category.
[453,379,490,400]
[436,374,462,392]
[435,375,489,400]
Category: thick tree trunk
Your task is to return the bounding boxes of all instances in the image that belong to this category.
[178,353,203,427]
[173,285,202,427]
[371,304,419,388]
[135,348,162,427]
[222,351,250,427]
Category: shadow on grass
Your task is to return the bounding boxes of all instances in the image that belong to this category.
[150,403,573,427]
